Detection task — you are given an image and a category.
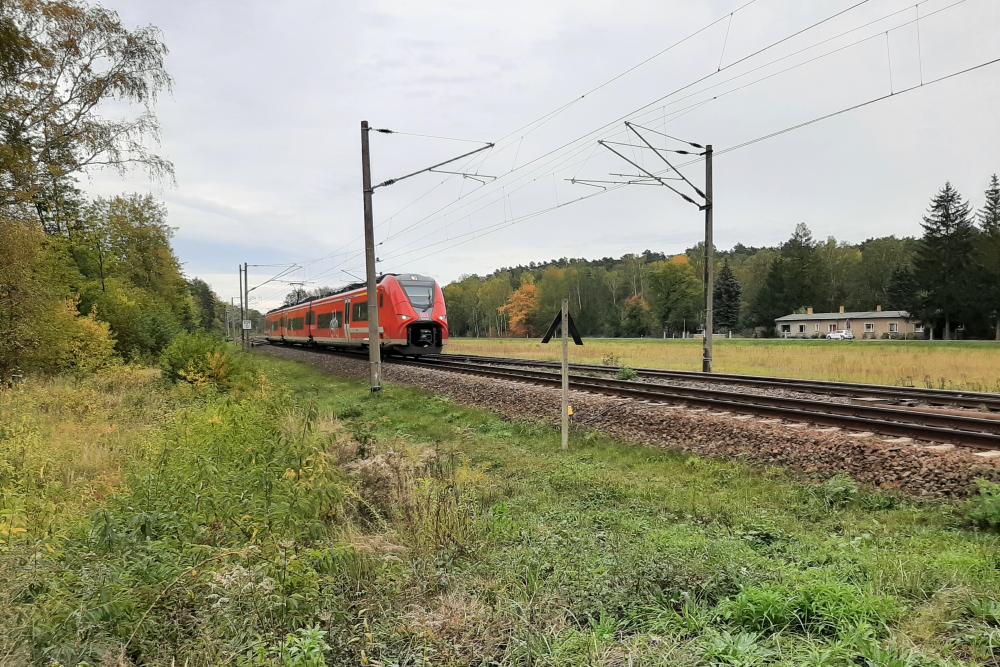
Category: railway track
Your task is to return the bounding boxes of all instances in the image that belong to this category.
[431,353,1000,413]
[394,355,1000,451]
[260,343,1000,451]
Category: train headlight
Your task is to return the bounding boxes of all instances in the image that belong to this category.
[399,314,410,321]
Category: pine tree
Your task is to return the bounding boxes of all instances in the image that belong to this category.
[914,182,977,339]
[713,260,742,333]
[980,174,1000,234]
[976,174,1000,339]
[885,266,919,314]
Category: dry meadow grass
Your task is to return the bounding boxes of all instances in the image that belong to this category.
[445,337,1000,391]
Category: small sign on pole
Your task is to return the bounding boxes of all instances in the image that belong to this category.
[242,320,252,331]
[541,299,582,450]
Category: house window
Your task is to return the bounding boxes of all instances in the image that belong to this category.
[780,324,790,333]
[814,323,819,332]
[914,324,924,333]
[864,322,875,333]
[889,322,898,333]
[798,324,806,333]
[828,323,837,332]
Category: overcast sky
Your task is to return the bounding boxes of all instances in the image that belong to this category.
[86,0,1000,310]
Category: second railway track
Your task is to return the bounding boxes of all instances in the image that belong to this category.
[431,353,1000,412]
[395,355,1000,451]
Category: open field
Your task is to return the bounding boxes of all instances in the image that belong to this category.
[2,356,1000,664]
[445,337,1000,392]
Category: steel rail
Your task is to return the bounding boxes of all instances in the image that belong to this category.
[401,357,1000,450]
[433,353,1000,412]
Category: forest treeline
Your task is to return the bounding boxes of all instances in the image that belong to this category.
[0,0,234,381]
[443,178,1000,340]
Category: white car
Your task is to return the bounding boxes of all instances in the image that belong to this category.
[826,330,855,340]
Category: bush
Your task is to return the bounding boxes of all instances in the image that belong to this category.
[159,332,252,390]
[84,280,183,361]
[55,305,118,375]
[963,479,1000,531]
[617,366,639,381]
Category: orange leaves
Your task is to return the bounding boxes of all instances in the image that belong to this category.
[499,282,540,337]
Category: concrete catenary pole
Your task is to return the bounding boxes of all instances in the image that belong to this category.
[238,265,245,351]
[703,144,714,373]
[561,297,569,450]
[243,262,250,349]
[360,121,382,393]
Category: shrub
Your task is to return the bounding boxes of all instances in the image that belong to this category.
[617,366,639,381]
[55,305,118,375]
[159,332,252,390]
[963,479,1000,531]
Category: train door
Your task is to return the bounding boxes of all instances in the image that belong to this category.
[329,303,345,344]
[343,299,352,346]
[348,298,367,344]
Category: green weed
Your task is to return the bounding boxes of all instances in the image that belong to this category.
[963,479,1000,531]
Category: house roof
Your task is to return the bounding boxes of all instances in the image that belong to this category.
[775,310,910,322]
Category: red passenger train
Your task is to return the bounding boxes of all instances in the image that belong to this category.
[264,273,448,356]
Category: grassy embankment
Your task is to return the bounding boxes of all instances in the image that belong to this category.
[446,337,1000,392]
[1,358,999,665]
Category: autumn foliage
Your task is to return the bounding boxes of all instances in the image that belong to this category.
[499,281,540,337]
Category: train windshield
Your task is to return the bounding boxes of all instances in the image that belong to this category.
[401,282,435,310]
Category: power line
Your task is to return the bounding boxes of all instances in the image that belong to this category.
[379,0,968,259]
[338,0,762,254]
[391,52,1000,270]
[376,0,912,256]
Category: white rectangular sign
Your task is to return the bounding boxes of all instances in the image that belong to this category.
[242,320,252,330]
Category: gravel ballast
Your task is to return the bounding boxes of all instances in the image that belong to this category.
[257,344,1000,498]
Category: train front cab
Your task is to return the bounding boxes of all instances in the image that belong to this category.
[389,274,448,356]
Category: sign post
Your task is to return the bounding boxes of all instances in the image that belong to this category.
[541,300,583,449]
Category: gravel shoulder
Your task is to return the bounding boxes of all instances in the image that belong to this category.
[256,344,1000,498]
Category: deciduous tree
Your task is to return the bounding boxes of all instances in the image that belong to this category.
[0,0,172,226]
[499,279,539,337]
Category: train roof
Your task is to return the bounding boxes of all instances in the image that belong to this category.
[265,273,435,314]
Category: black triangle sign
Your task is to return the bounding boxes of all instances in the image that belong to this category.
[541,311,583,345]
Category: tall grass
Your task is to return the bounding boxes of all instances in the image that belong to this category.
[3,358,999,664]
[446,337,1000,391]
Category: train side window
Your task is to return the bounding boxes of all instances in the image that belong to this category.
[353,301,368,322]
[317,313,332,329]
[306,311,314,326]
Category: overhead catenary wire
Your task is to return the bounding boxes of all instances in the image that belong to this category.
[389,0,949,257]
[273,0,978,300]
[390,52,1000,271]
[380,0,970,260]
[314,0,763,261]
[374,0,930,258]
